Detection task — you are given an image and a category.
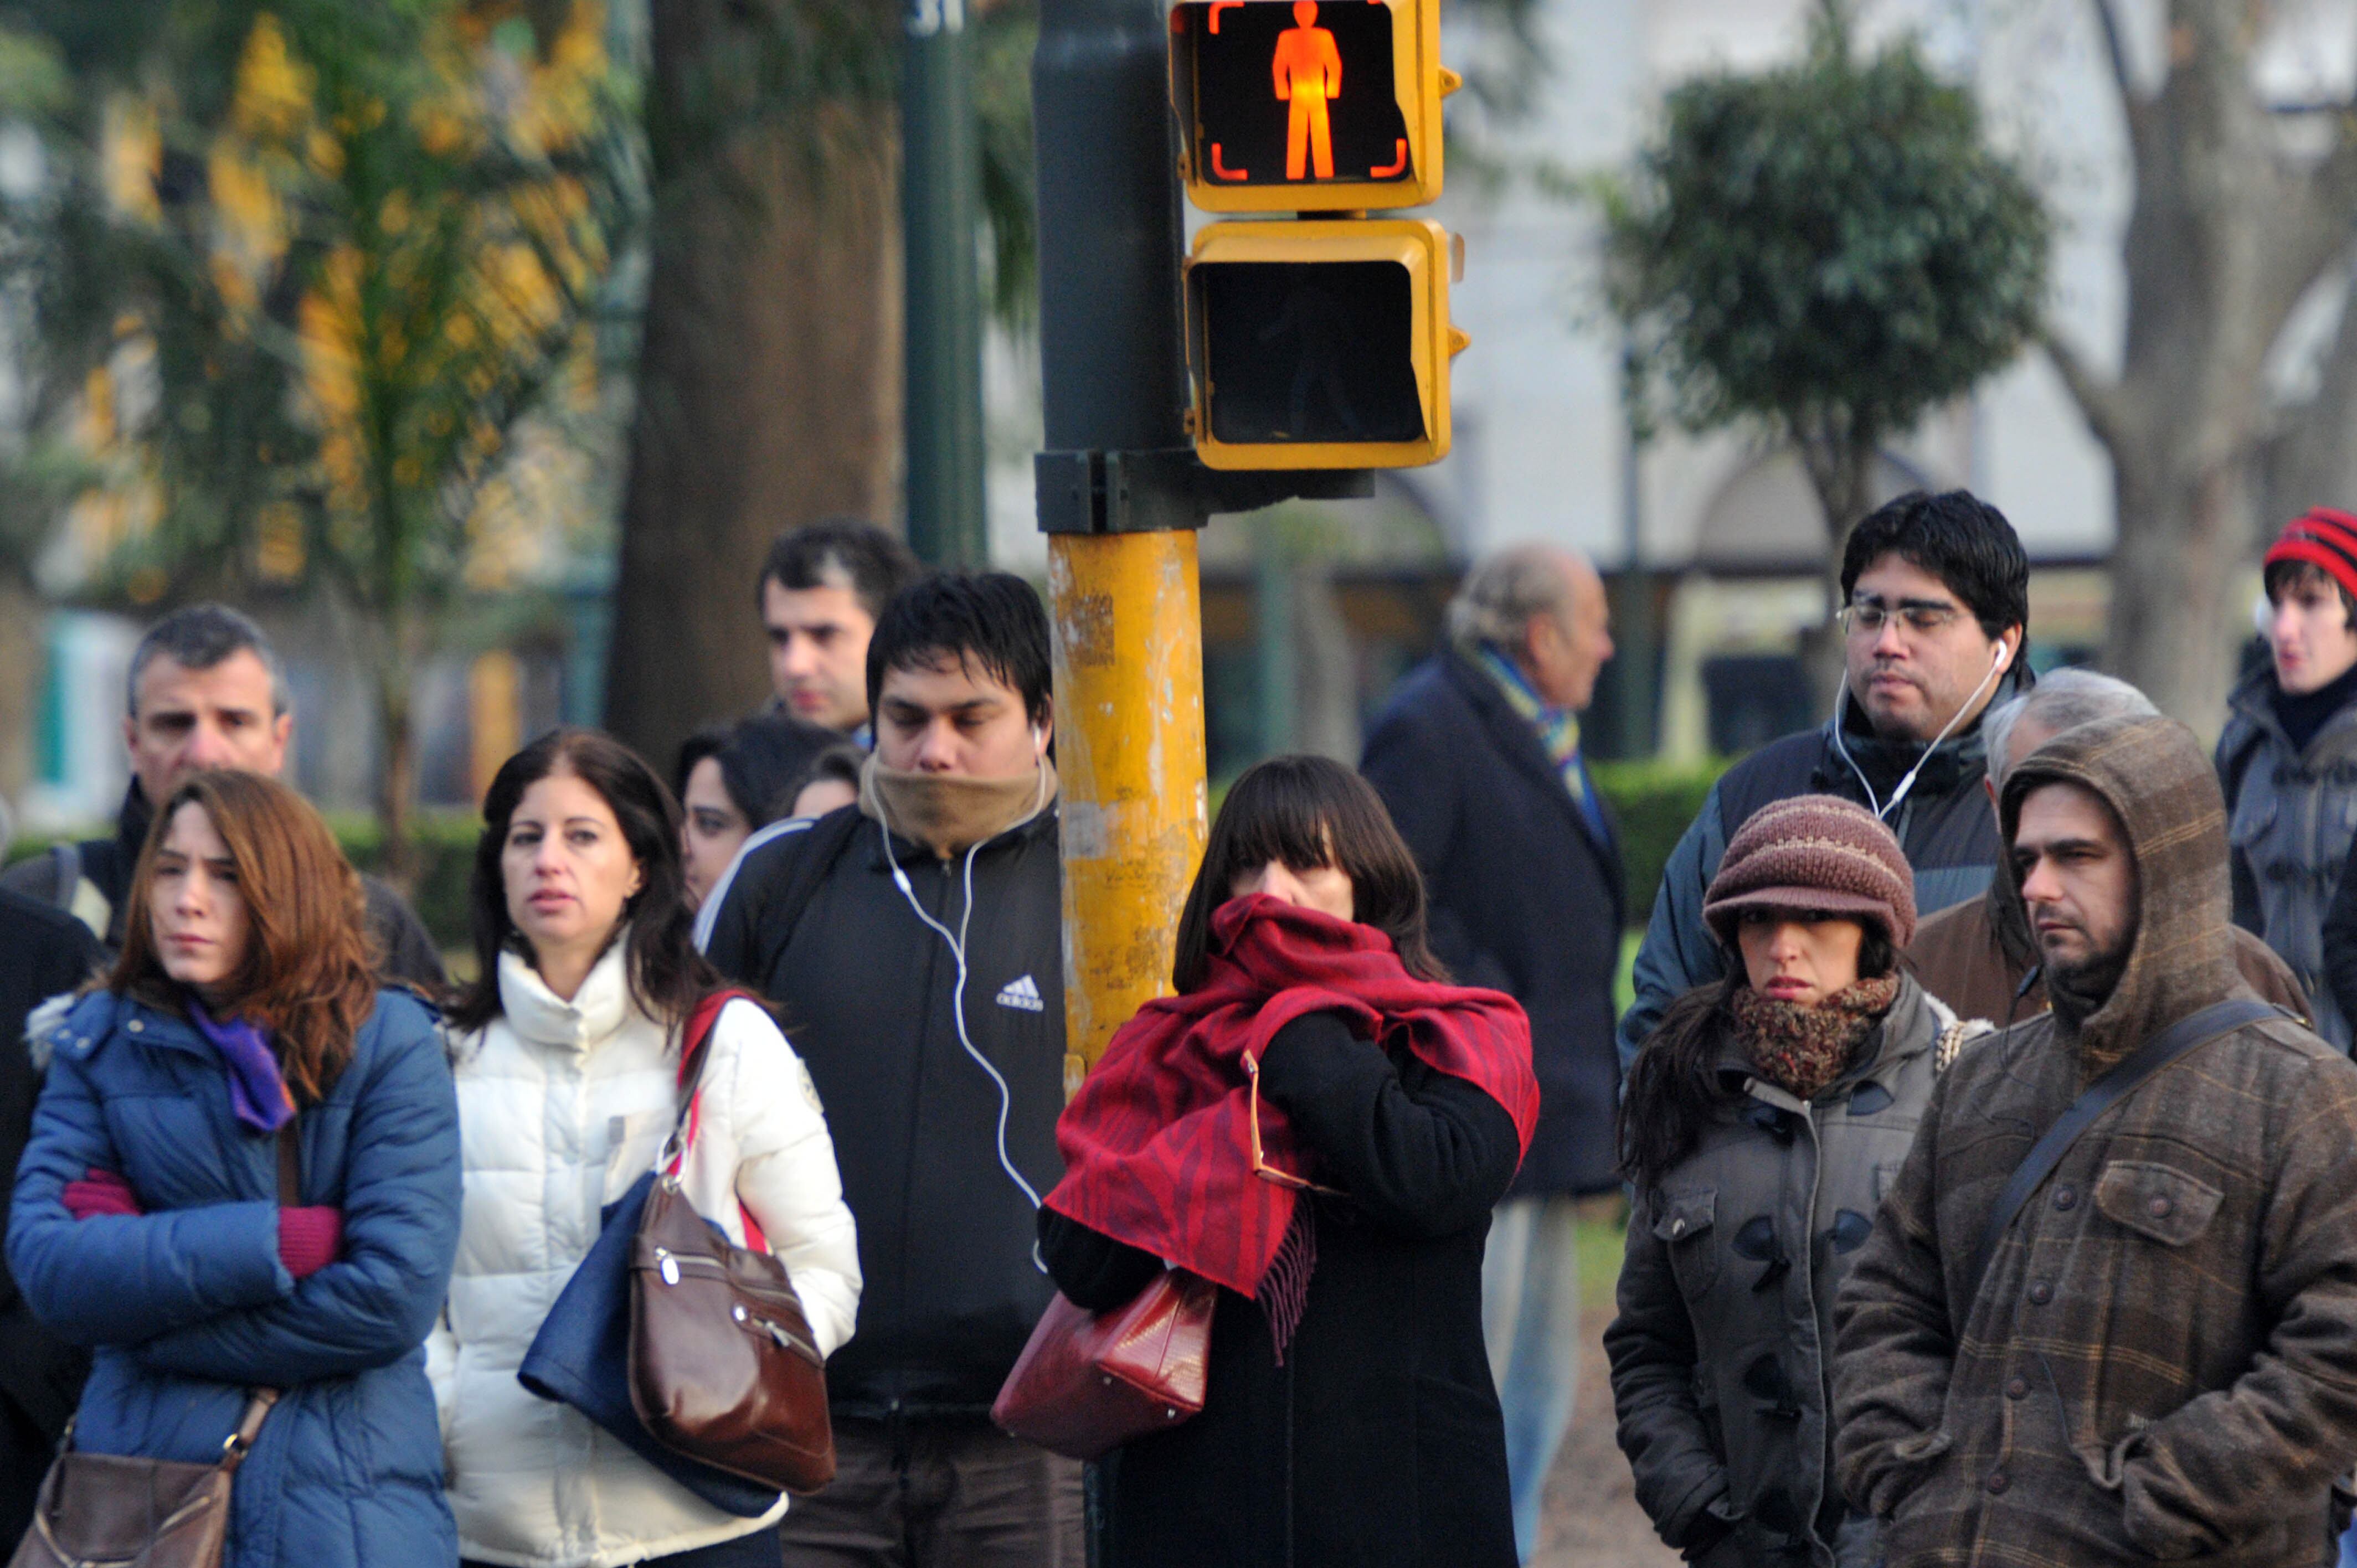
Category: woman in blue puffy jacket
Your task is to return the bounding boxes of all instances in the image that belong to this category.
[8,768,462,1567]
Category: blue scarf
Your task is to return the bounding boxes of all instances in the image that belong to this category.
[1476,644,1607,839]
[186,998,296,1133]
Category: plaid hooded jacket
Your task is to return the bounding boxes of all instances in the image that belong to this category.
[1831,715,2357,1566]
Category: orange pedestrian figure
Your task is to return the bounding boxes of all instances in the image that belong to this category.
[1272,0,1341,180]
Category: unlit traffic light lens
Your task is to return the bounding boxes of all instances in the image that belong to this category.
[1197,259,1424,443]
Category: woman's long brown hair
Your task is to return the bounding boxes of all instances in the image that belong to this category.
[111,770,378,1106]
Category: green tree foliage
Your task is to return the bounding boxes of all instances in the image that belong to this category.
[4,0,636,875]
[1601,2,2050,548]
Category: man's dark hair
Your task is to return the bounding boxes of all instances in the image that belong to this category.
[866,571,1053,726]
[126,603,291,719]
[1839,490,2030,643]
[758,519,925,625]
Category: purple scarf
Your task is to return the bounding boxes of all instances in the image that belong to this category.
[186,998,295,1133]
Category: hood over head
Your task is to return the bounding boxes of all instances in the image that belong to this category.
[1998,714,2237,1077]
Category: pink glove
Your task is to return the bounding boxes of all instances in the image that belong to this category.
[277,1206,343,1280]
[61,1168,141,1220]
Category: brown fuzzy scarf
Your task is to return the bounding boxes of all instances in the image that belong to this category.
[1728,973,1902,1102]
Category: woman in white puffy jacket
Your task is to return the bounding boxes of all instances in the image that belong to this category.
[429,728,860,1568]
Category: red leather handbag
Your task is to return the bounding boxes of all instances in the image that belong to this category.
[991,1268,1217,1461]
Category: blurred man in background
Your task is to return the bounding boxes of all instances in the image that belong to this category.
[759,519,924,739]
[1361,542,1621,1562]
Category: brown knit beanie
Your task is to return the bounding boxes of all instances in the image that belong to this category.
[1703,793,1916,949]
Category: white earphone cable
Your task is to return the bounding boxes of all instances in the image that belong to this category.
[884,817,1051,1274]
[1833,641,2010,822]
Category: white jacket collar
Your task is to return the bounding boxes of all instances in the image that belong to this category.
[496,938,633,1052]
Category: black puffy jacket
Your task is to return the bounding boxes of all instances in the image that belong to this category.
[702,801,1067,1418]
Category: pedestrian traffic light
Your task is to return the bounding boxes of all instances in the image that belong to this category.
[1184,217,1467,469]
[1170,0,1457,212]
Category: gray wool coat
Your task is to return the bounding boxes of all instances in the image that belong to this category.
[1607,974,1982,1567]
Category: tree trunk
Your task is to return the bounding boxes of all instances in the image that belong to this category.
[2262,250,2357,532]
[2105,450,2248,746]
[373,636,419,895]
[0,574,40,814]
[2048,0,2357,738]
[603,0,903,768]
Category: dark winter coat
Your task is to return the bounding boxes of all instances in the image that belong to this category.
[0,889,103,1533]
[2219,667,2357,1049]
[8,986,462,1568]
[1037,1010,1521,1568]
[0,784,447,992]
[1607,976,1978,1568]
[1833,716,2357,1567]
[1618,677,2027,1076]
[1361,649,1624,1194]
[703,800,1067,1419]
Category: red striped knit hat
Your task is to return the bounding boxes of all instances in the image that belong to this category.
[2266,508,2357,604]
[1703,793,1916,949]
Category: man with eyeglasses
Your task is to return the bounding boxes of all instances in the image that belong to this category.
[1618,491,2032,1071]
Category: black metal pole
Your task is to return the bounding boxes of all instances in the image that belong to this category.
[1032,0,1189,464]
[904,0,989,565]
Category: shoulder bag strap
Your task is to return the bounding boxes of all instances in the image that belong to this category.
[276,1120,302,1205]
[661,987,763,1172]
[1968,997,2281,1300]
[225,1122,303,1468]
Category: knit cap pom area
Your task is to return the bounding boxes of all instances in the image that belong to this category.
[1703,793,1916,949]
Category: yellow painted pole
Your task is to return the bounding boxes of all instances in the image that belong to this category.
[1047,528,1210,1095]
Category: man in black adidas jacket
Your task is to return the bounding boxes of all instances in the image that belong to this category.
[1618,491,2033,1072]
[703,572,1078,1567]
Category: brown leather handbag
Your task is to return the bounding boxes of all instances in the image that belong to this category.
[11,1128,297,1568]
[627,990,836,1494]
[991,1267,1217,1461]
[9,1392,277,1568]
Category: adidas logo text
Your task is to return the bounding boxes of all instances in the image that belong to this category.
[995,974,1045,1012]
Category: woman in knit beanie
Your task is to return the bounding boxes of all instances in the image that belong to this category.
[1605,795,1987,1568]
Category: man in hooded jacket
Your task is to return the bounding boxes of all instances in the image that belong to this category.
[1833,715,2357,1566]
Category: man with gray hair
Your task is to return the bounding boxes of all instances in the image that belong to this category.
[0,602,444,989]
[1361,541,1620,1563]
[1907,667,2303,1024]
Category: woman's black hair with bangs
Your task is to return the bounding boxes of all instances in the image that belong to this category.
[1170,753,1448,992]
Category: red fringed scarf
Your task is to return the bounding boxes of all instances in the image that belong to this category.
[1043,895,1538,1312]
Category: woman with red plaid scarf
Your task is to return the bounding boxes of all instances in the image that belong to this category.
[1037,755,1537,1568]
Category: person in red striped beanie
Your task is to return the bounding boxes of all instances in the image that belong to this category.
[2216,507,2357,1053]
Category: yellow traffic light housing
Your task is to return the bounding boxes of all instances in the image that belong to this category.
[1171,0,1458,213]
[1185,217,1467,469]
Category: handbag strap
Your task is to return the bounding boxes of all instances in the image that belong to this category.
[1968,997,2279,1301]
[657,987,769,1250]
[276,1120,301,1206]
[220,1388,281,1473]
[218,1123,301,1473]
[662,988,763,1165]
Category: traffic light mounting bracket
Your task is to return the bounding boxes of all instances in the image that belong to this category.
[1036,447,1375,533]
